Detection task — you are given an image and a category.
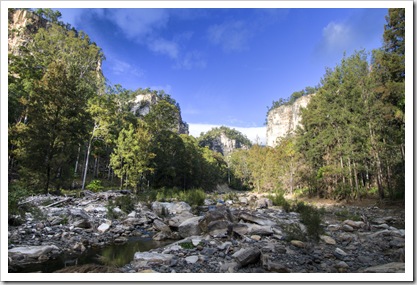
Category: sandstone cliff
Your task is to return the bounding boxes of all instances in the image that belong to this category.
[131,93,189,135]
[8,9,49,55]
[198,126,251,156]
[266,94,313,147]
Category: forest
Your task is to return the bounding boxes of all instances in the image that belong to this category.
[8,8,405,214]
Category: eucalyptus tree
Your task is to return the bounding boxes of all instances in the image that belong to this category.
[8,16,104,192]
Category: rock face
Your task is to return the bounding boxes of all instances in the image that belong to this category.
[130,93,189,135]
[8,9,49,55]
[266,94,313,147]
[199,127,251,156]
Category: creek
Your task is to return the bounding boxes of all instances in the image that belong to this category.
[10,236,172,273]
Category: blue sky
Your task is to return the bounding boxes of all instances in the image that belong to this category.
[55,7,388,143]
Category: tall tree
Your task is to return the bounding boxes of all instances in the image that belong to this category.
[110,123,155,192]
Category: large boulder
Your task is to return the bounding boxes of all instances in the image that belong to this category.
[168,212,194,228]
[239,212,276,227]
[232,247,261,267]
[9,245,59,259]
[178,216,203,238]
[69,208,92,228]
[133,252,175,268]
[199,206,234,237]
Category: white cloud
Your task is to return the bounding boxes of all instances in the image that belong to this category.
[174,51,207,70]
[108,58,144,78]
[321,22,352,51]
[111,9,169,40]
[207,20,252,52]
[147,38,179,59]
[188,123,266,145]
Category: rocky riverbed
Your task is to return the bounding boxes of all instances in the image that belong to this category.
[8,189,405,273]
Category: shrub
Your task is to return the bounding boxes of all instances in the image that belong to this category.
[8,183,33,216]
[179,188,206,207]
[283,223,306,241]
[268,191,291,212]
[86,180,104,192]
[294,201,324,240]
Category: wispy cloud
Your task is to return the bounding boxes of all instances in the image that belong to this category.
[207,20,252,52]
[315,9,386,60]
[320,21,352,53]
[147,38,179,59]
[108,58,144,78]
[174,51,207,70]
[110,8,169,40]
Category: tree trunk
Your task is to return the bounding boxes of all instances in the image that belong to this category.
[81,138,92,190]
[74,145,81,175]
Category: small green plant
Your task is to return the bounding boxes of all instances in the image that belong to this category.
[283,223,306,242]
[179,242,194,249]
[61,215,68,225]
[179,188,206,207]
[86,180,104,192]
[294,201,324,240]
[268,191,291,212]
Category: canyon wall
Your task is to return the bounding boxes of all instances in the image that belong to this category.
[266,94,313,147]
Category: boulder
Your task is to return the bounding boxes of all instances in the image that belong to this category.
[153,219,171,233]
[69,208,92,229]
[168,212,194,228]
[254,198,273,209]
[185,255,199,264]
[232,247,261,267]
[9,245,59,259]
[97,220,112,233]
[239,212,276,226]
[178,216,203,238]
[133,252,175,266]
[319,235,336,245]
[199,207,234,236]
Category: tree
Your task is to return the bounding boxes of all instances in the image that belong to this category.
[8,18,104,192]
[110,123,155,192]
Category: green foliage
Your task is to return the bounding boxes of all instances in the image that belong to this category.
[283,223,306,242]
[106,195,137,219]
[8,183,33,216]
[86,179,104,192]
[179,188,206,207]
[179,242,195,249]
[293,202,324,240]
[268,191,291,212]
[267,86,318,115]
[198,126,252,154]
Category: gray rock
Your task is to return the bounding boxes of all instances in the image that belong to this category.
[185,255,199,264]
[362,262,405,273]
[97,221,111,233]
[9,245,59,259]
[133,252,174,266]
[232,247,261,267]
[153,219,171,233]
[178,216,203,238]
[168,212,194,228]
[320,235,336,245]
[254,198,273,209]
[239,212,276,226]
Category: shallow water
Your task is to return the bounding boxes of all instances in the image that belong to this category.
[11,236,172,273]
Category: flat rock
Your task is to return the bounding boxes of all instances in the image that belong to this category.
[9,245,59,259]
[232,247,261,267]
[290,240,305,248]
[97,220,111,233]
[320,235,336,245]
[362,262,405,273]
[185,255,199,264]
[240,212,276,226]
[133,252,174,266]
